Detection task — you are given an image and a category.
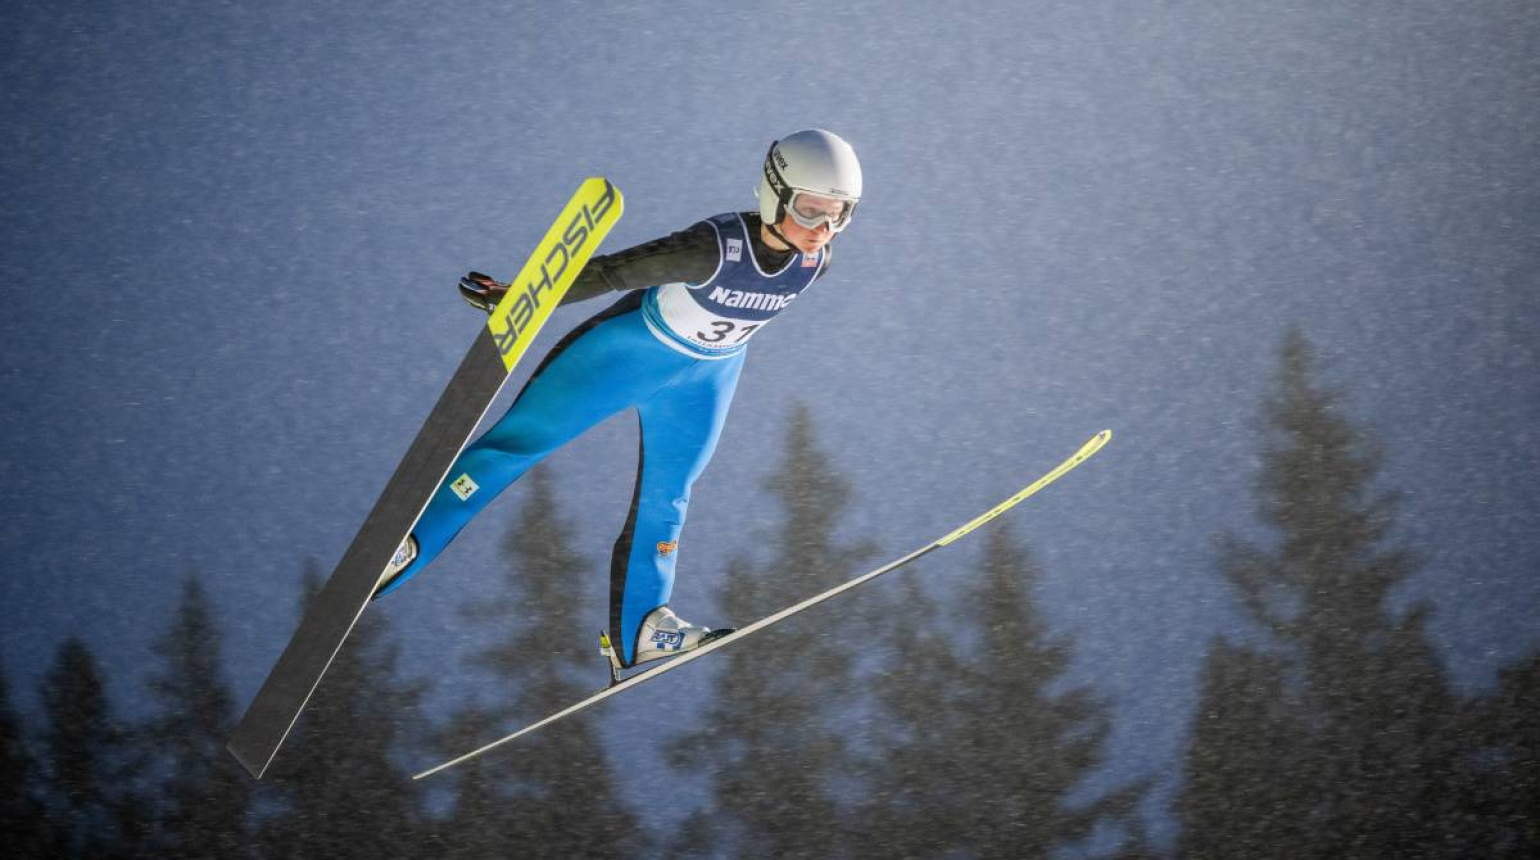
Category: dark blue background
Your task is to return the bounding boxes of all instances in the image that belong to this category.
[3,0,1536,848]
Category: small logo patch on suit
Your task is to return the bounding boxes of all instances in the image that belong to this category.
[726,238,743,262]
[657,540,678,557]
[450,473,480,501]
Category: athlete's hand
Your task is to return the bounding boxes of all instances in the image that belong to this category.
[458,271,508,314]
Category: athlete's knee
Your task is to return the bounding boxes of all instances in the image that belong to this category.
[636,487,691,523]
[670,493,692,521]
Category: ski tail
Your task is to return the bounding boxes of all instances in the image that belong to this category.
[487,177,622,371]
[226,178,624,780]
[412,430,1112,779]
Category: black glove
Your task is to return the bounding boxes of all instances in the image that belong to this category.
[458,271,508,313]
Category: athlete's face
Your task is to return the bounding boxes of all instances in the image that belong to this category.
[771,213,835,255]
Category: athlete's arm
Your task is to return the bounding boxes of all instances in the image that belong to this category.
[457,222,722,312]
[457,212,833,311]
[564,223,719,303]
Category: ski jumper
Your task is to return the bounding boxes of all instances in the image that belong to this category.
[377,213,828,665]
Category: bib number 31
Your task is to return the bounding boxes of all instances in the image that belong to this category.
[695,320,761,345]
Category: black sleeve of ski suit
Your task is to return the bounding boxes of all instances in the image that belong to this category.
[558,212,826,305]
[559,223,719,305]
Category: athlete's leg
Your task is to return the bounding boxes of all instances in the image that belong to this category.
[610,352,746,664]
[377,305,683,595]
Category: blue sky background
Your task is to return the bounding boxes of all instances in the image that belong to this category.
[3,0,1536,848]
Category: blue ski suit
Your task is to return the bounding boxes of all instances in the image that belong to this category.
[377,212,829,665]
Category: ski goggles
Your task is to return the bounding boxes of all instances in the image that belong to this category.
[785,189,858,232]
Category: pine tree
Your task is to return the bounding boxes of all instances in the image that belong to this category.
[1175,641,1316,860]
[37,636,147,859]
[141,576,253,858]
[256,561,429,860]
[429,466,641,859]
[1486,655,1540,854]
[665,403,875,857]
[857,574,969,857]
[1176,328,1461,858]
[1441,653,1540,857]
[1,665,48,858]
[859,525,1148,858]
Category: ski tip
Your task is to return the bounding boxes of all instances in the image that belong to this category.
[1071,429,1112,462]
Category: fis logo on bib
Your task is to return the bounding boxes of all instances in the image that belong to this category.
[657,540,678,557]
[726,238,743,262]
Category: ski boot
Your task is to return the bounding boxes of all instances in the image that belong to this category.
[600,606,734,682]
[373,534,418,596]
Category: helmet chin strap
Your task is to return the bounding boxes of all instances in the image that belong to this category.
[763,216,797,252]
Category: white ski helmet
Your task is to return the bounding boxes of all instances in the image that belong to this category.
[757,129,862,233]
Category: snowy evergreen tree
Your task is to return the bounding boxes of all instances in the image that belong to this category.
[428,467,641,859]
[37,636,148,859]
[666,403,874,857]
[1441,653,1540,857]
[141,575,253,858]
[1176,328,1470,858]
[1176,642,1317,859]
[858,526,1149,858]
[1,665,48,858]
[256,561,429,859]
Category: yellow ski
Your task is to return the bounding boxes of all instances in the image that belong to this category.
[487,178,622,370]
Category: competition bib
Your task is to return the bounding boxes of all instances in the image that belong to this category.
[641,213,822,359]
